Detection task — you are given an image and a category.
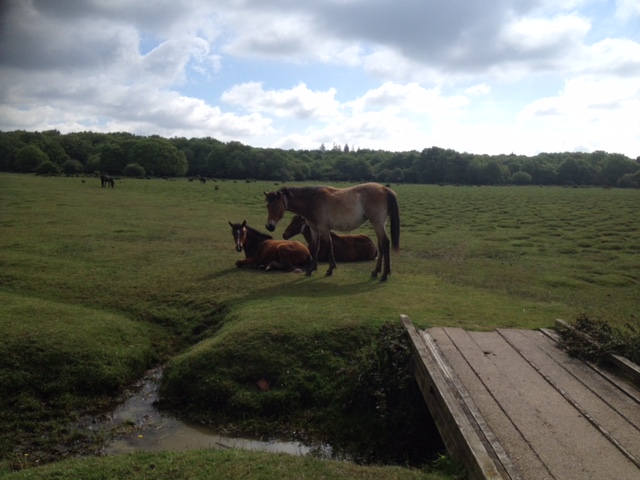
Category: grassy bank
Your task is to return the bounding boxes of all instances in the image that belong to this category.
[1,173,638,477]
[2,448,459,480]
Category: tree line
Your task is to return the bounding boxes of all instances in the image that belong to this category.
[1,129,639,187]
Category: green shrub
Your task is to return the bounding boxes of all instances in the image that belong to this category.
[15,145,48,172]
[512,171,532,185]
[123,162,146,178]
[326,322,444,465]
[559,313,640,365]
[35,160,60,175]
[61,159,84,175]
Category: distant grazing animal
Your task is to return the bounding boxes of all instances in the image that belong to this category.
[200,177,207,184]
[229,221,311,271]
[265,182,399,281]
[100,174,115,188]
[282,215,377,262]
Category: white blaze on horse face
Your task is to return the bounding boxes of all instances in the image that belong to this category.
[235,227,245,252]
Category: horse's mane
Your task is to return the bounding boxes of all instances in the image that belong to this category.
[280,185,327,196]
[244,224,273,241]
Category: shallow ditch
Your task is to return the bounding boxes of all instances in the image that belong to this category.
[98,367,323,457]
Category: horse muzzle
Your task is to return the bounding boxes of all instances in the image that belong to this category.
[236,245,243,252]
[266,222,276,232]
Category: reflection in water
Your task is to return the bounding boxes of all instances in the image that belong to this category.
[103,368,313,457]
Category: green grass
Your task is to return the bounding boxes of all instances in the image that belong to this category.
[1,174,638,477]
[2,449,452,480]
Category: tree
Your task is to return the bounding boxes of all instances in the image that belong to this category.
[131,137,188,177]
[15,145,48,172]
[512,171,532,185]
[61,159,84,175]
[123,163,146,177]
[40,131,70,165]
[617,171,640,188]
[556,157,594,185]
[335,155,372,181]
[595,153,638,186]
[35,160,60,175]
[99,143,128,174]
[521,155,557,185]
[62,133,93,164]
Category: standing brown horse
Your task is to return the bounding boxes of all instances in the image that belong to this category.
[264,183,400,280]
[282,215,378,262]
[229,221,311,271]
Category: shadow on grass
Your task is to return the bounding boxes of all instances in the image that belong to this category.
[201,266,386,300]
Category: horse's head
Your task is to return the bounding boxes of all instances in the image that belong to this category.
[229,220,247,252]
[264,190,286,232]
[282,215,306,240]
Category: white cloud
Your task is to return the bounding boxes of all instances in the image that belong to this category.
[350,82,468,117]
[501,14,590,54]
[616,0,640,20]
[517,75,640,154]
[465,83,491,96]
[222,82,341,120]
[0,0,639,157]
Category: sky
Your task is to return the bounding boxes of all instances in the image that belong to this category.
[0,0,639,158]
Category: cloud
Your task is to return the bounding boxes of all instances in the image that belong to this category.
[500,14,590,56]
[616,0,640,20]
[0,0,638,157]
[222,82,341,120]
[350,82,468,116]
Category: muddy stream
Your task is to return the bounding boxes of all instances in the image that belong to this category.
[101,368,317,457]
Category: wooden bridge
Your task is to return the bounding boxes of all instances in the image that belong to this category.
[401,315,640,480]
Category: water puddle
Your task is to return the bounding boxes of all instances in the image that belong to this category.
[102,368,313,456]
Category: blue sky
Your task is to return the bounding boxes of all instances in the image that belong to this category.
[1,0,639,157]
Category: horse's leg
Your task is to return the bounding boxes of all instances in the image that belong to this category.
[236,258,259,268]
[380,235,391,281]
[371,226,391,280]
[265,261,285,271]
[372,238,384,277]
[306,230,320,276]
[322,229,337,276]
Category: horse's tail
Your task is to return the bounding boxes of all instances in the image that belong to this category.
[386,188,400,252]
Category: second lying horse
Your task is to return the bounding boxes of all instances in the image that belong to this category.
[229,221,310,271]
[282,215,377,262]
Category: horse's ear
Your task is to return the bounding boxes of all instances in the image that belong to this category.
[229,221,234,227]
[241,220,246,227]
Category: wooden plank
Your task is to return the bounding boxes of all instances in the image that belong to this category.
[445,328,640,480]
[611,354,640,386]
[535,329,640,425]
[499,329,640,469]
[400,315,508,480]
[429,328,539,480]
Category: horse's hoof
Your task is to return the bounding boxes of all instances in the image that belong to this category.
[325,270,333,277]
[380,275,388,282]
[371,271,379,278]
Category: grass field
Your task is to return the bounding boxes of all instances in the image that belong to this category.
[1,173,638,478]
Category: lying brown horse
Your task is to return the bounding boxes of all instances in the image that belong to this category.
[229,221,310,271]
[282,215,378,262]
[265,183,400,281]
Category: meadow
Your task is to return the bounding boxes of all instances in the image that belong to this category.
[0,173,638,478]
